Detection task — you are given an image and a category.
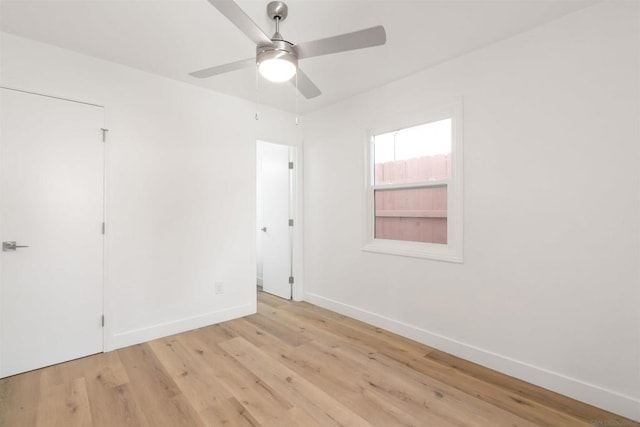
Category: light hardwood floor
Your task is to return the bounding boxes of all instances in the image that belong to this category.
[1,292,637,426]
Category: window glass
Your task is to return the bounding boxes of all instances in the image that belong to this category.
[373,119,451,185]
[374,186,447,244]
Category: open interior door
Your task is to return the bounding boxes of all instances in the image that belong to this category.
[258,141,292,300]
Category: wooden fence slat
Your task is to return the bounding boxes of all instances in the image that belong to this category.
[406,158,418,183]
[393,160,405,183]
[433,155,445,179]
[373,154,450,244]
[434,218,447,244]
[419,218,434,243]
[382,162,393,184]
[436,186,447,210]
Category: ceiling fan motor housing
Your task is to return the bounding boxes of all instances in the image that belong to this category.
[256,40,298,68]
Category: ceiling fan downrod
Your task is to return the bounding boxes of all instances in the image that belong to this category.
[267,1,287,40]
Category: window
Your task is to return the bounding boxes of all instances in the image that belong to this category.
[363,102,463,262]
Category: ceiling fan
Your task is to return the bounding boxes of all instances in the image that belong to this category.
[189,0,387,99]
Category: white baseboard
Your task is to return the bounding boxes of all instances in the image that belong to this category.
[110,303,255,350]
[304,292,640,422]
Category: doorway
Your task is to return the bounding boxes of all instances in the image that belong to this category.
[256,141,295,300]
[0,88,105,377]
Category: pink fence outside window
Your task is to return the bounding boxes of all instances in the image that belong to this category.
[374,185,447,243]
[372,119,451,244]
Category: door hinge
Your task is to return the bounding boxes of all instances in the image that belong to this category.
[101,315,105,327]
[288,219,294,227]
[100,128,109,142]
[101,222,105,234]
[288,161,294,170]
[288,276,294,284]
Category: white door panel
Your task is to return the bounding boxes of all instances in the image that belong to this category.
[0,89,104,377]
[259,142,291,300]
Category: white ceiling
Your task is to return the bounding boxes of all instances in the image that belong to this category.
[0,0,594,114]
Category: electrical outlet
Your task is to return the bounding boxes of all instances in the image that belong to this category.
[214,281,224,295]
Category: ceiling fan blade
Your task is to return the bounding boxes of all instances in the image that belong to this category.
[295,25,386,60]
[207,0,272,46]
[189,57,255,78]
[292,68,322,99]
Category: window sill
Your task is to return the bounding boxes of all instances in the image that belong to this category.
[362,239,463,263]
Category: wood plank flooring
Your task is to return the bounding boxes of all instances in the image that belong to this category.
[1,292,637,426]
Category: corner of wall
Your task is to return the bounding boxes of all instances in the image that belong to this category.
[108,303,256,351]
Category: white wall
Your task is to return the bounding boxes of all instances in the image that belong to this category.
[303,2,640,420]
[0,32,301,350]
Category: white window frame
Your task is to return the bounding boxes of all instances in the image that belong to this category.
[362,101,463,262]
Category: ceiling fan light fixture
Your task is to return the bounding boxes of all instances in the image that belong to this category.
[257,43,298,83]
[259,57,296,82]
[191,0,386,99]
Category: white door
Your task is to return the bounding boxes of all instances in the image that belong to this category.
[258,142,292,300]
[0,88,104,377]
